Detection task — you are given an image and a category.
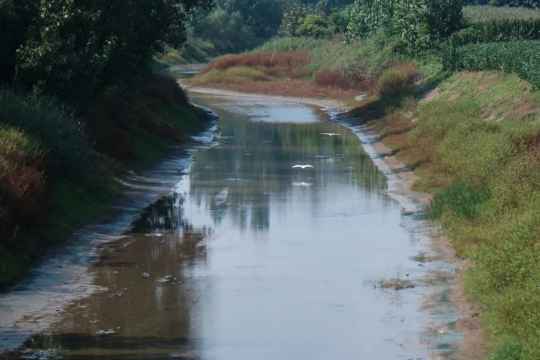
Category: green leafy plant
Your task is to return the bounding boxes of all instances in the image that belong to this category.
[443,40,540,88]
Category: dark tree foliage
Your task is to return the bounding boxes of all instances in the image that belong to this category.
[0,1,38,84]
[220,0,284,39]
[0,0,210,107]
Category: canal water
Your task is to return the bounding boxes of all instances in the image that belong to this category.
[0,92,459,359]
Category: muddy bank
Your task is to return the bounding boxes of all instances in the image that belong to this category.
[0,111,218,354]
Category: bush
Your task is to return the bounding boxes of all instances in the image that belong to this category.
[431,182,490,220]
[0,89,93,178]
[443,40,540,88]
[377,63,419,97]
[0,128,45,223]
[296,14,334,38]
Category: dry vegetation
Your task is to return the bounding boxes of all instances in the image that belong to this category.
[189,39,415,101]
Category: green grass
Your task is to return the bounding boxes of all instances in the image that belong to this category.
[256,37,329,52]
[191,66,270,86]
[156,37,216,66]
[404,71,540,359]
[464,5,540,23]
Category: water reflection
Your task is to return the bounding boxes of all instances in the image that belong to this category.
[19,194,209,359]
[12,93,447,360]
[188,99,388,232]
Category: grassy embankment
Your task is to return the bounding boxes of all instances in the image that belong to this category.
[188,5,540,360]
[187,35,400,100]
[0,73,209,288]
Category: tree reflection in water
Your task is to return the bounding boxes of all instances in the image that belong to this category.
[189,109,388,232]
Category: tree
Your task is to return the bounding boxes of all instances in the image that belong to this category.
[346,0,464,52]
[1,0,210,106]
[219,0,284,39]
[0,0,38,84]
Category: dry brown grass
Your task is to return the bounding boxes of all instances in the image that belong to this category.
[192,78,362,100]
[314,69,374,91]
[204,51,311,77]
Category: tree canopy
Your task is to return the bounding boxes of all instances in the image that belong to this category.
[0,0,210,106]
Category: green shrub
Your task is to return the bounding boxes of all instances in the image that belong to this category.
[431,182,490,220]
[377,63,418,97]
[0,89,93,178]
[0,127,45,247]
[0,127,44,210]
[296,14,334,38]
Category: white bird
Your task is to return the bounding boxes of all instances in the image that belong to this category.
[292,164,314,169]
[321,132,341,137]
[214,188,229,206]
[293,182,312,187]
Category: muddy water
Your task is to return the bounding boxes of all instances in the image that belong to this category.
[0,93,460,359]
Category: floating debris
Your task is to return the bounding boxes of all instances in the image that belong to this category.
[96,329,116,336]
[400,207,417,216]
[169,351,199,359]
[142,272,151,279]
[355,94,368,102]
[156,275,175,284]
[20,349,61,360]
[145,233,164,237]
[292,182,312,187]
[376,278,416,290]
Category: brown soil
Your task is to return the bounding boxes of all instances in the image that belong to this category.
[185,79,362,101]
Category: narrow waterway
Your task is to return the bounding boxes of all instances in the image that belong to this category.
[0,92,460,359]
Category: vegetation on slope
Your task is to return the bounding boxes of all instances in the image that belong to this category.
[370,71,540,360]
[0,0,212,287]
